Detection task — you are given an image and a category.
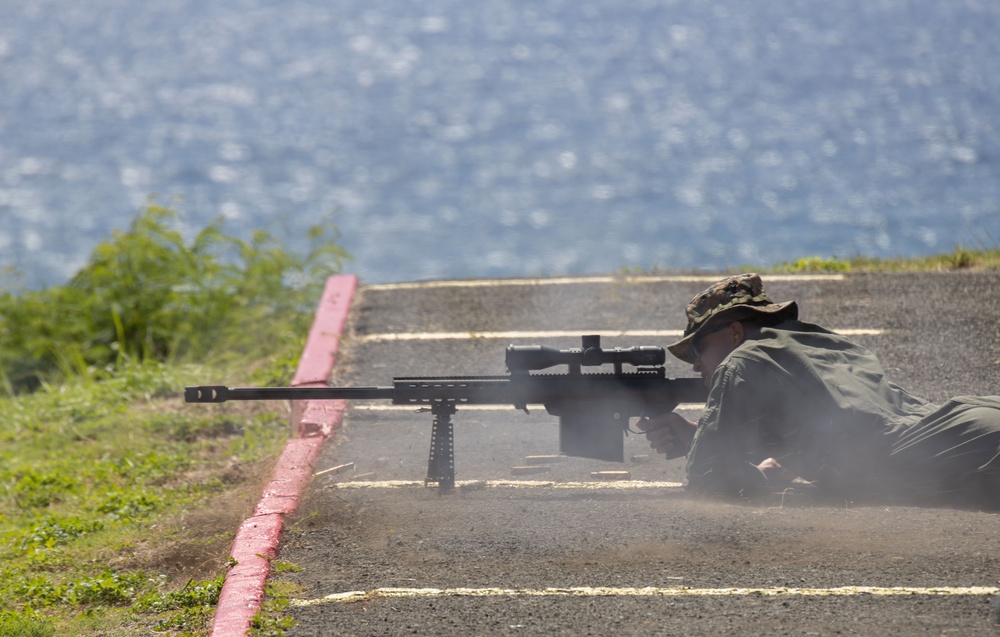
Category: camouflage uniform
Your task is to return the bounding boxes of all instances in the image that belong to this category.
[669,274,1000,510]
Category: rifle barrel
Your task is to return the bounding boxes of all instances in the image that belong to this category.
[184,385,395,403]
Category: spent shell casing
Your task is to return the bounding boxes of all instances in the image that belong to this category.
[591,470,631,480]
[314,462,355,477]
[511,465,552,476]
[525,454,566,464]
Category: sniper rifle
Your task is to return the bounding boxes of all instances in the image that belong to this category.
[185,335,707,490]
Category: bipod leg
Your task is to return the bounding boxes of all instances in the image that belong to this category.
[425,403,456,491]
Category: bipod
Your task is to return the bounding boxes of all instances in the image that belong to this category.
[425,403,457,491]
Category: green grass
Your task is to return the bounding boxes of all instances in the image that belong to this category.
[0,359,299,635]
[0,204,347,635]
[762,246,1000,273]
[620,246,1000,277]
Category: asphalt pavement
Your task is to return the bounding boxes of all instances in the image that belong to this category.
[277,272,1000,636]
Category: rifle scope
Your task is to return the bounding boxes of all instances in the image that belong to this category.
[505,334,665,373]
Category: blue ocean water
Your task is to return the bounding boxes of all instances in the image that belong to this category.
[1,0,998,287]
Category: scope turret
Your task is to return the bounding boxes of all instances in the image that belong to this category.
[505,334,665,374]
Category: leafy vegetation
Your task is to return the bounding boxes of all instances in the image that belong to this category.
[0,204,347,393]
[0,205,348,635]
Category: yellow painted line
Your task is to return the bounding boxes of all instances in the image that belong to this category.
[323,479,685,489]
[365,274,846,291]
[349,403,707,412]
[357,328,882,343]
[292,585,1000,607]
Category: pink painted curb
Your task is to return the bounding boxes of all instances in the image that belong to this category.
[209,274,358,637]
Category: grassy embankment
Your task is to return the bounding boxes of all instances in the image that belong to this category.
[0,205,347,637]
[2,206,995,637]
[761,244,1000,272]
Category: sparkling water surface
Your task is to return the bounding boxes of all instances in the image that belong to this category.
[1,0,998,286]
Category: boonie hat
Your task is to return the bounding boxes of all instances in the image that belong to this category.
[667,273,798,364]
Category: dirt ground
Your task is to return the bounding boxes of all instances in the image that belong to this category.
[276,272,1000,636]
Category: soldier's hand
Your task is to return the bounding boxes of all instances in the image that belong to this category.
[636,413,697,459]
[756,457,814,488]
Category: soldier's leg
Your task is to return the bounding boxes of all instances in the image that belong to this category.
[890,398,1000,509]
